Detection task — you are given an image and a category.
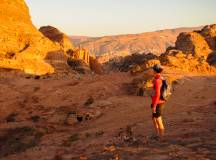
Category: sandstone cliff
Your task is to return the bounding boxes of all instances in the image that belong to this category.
[39,26,97,73]
[0,0,58,75]
[39,26,74,52]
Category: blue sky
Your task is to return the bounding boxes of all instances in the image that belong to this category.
[26,0,216,37]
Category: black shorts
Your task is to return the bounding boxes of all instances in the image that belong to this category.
[151,103,164,118]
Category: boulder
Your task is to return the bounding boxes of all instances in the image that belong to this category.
[39,26,74,52]
[176,32,212,58]
[207,52,216,67]
[0,0,58,75]
[200,24,216,50]
[64,113,78,125]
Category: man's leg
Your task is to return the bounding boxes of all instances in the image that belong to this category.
[156,116,165,140]
[152,117,160,136]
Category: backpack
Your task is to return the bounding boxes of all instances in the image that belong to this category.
[160,79,171,101]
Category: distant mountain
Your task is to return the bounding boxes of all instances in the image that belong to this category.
[70,27,202,56]
[70,36,91,46]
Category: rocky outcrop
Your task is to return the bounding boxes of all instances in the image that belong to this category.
[39,26,98,74]
[89,57,104,74]
[159,25,216,74]
[176,32,212,58]
[0,0,58,75]
[207,52,216,67]
[200,24,216,50]
[201,24,216,66]
[66,48,104,74]
[106,53,158,73]
[67,47,90,64]
[39,26,74,52]
[67,58,91,74]
[160,50,216,73]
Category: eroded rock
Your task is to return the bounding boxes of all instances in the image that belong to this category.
[176,32,212,58]
[39,26,74,52]
[200,24,216,50]
[0,0,58,75]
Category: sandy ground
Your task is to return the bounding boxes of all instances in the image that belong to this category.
[0,70,216,160]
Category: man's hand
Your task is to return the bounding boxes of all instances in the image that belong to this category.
[152,105,156,113]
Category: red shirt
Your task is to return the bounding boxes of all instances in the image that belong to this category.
[151,74,165,105]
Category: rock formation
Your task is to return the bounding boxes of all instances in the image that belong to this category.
[89,56,104,74]
[200,24,216,50]
[39,26,74,52]
[67,47,90,64]
[67,48,104,74]
[175,32,212,58]
[0,0,58,75]
[67,58,91,74]
[160,25,216,74]
[39,26,95,74]
[0,0,96,76]
[207,52,216,67]
[160,49,216,73]
[106,53,158,73]
[200,24,216,66]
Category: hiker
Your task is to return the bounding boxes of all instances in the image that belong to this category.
[150,64,166,141]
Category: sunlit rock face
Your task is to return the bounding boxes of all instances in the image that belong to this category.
[39,26,74,52]
[176,32,212,58]
[0,0,58,75]
[200,24,216,50]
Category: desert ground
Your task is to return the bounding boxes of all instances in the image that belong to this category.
[0,69,215,160]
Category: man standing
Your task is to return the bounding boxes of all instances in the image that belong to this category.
[151,64,165,141]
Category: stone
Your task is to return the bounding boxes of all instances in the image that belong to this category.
[86,110,103,120]
[84,96,94,106]
[90,100,113,108]
[64,113,78,125]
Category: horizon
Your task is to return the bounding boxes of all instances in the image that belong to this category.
[26,0,216,37]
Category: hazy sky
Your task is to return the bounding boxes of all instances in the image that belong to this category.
[26,0,216,37]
